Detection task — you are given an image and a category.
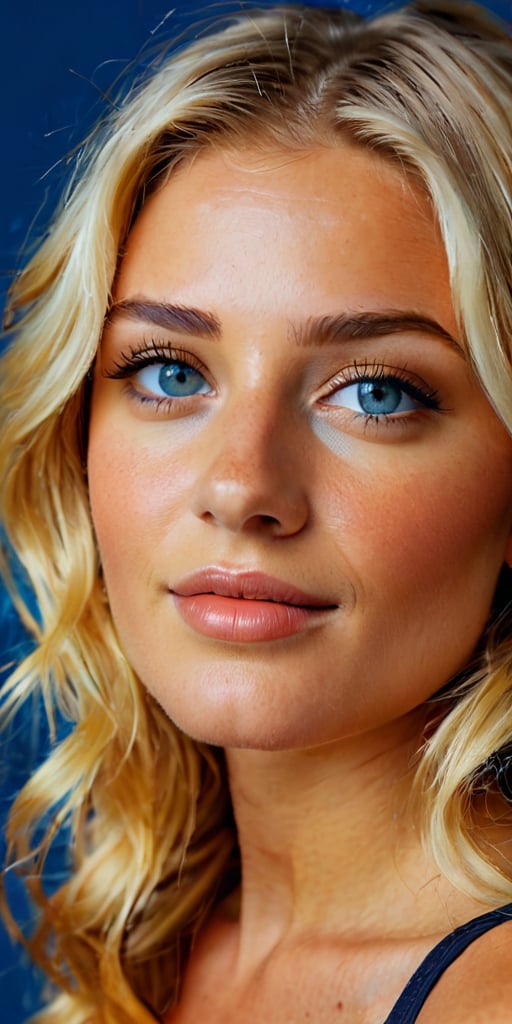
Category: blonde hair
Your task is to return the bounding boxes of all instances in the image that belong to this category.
[2,1,512,1020]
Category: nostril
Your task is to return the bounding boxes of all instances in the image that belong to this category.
[192,469,309,536]
[261,514,279,526]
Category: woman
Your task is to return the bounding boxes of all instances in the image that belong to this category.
[2,1,512,1021]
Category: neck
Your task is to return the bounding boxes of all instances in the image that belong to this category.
[224,707,463,968]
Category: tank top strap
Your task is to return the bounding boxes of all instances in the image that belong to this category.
[383,902,512,1024]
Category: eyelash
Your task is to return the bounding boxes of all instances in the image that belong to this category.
[104,342,443,423]
[321,359,442,420]
[104,341,211,410]
[107,342,207,378]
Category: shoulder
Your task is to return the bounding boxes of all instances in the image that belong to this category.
[418,917,512,1023]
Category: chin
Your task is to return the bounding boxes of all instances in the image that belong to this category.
[129,639,431,753]
[149,683,358,754]
[156,703,309,752]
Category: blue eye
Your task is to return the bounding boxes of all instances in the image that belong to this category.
[329,378,423,417]
[136,360,211,398]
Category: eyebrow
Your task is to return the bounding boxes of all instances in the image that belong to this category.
[292,311,464,355]
[106,299,464,357]
[106,299,221,338]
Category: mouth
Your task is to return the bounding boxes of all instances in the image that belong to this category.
[169,569,338,643]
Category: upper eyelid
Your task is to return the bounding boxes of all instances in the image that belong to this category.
[318,360,434,393]
[102,344,441,407]
[317,361,443,411]
[102,341,209,379]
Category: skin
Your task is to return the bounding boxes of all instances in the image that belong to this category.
[88,144,512,1021]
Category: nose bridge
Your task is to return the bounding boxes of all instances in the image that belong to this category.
[192,384,309,535]
[229,383,281,459]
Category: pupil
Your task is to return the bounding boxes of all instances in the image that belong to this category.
[359,380,400,415]
[158,362,201,397]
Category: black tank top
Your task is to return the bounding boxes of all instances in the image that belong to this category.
[383,902,512,1023]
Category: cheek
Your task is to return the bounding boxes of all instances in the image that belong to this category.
[87,426,193,583]
[322,447,512,612]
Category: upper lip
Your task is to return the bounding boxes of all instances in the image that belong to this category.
[170,569,338,608]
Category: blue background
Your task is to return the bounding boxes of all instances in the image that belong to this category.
[1,0,511,1018]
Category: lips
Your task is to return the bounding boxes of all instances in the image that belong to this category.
[172,569,335,606]
[170,569,338,642]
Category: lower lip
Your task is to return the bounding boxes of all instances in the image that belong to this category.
[172,594,331,642]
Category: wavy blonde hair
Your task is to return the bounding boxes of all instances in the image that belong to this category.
[2,1,512,1020]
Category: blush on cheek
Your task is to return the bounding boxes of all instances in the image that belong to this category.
[324,451,506,620]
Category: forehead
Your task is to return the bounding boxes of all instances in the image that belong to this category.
[128,142,437,247]
[114,143,455,337]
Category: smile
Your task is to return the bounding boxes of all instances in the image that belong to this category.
[169,569,338,642]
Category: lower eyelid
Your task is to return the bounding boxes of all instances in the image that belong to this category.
[122,381,213,417]
[121,383,189,415]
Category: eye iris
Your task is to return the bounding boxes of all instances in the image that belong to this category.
[158,362,204,397]
[358,380,401,415]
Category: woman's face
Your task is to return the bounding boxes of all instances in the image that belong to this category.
[88,144,512,750]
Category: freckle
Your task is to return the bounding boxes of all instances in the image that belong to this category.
[336,1001,343,1011]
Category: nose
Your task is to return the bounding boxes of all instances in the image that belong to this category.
[191,398,309,537]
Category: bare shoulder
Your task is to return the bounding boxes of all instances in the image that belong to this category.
[418,917,512,1023]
